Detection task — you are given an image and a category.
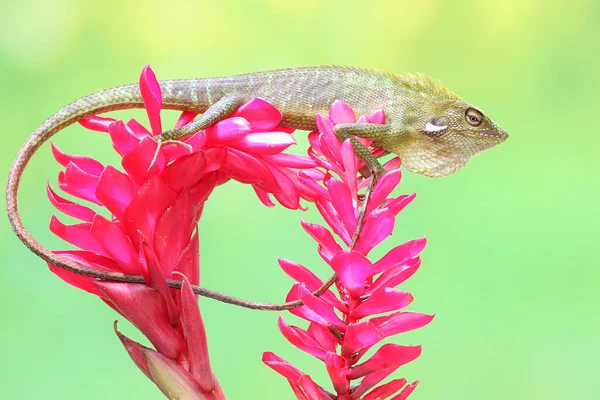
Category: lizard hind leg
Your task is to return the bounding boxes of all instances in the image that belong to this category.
[154,93,248,142]
[333,123,391,177]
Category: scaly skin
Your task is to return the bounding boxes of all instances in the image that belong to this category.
[5,66,508,310]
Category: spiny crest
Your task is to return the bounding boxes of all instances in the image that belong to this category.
[397,72,460,101]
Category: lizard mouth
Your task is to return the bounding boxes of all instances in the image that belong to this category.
[471,128,509,142]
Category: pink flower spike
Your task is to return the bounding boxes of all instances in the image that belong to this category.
[179,274,216,393]
[348,344,422,379]
[329,100,357,123]
[51,143,105,175]
[352,288,414,319]
[232,98,283,131]
[139,65,162,135]
[330,251,372,298]
[46,183,96,222]
[79,115,117,132]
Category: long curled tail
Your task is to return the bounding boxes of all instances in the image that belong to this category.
[5,82,331,311]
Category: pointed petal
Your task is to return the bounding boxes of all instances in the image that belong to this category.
[268,165,300,209]
[122,137,165,188]
[49,216,108,257]
[121,174,179,249]
[371,238,427,276]
[141,238,179,325]
[307,322,337,352]
[59,162,102,205]
[300,220,343,262]
[160,153,206,192]
[368,109,386,124]
[90,214,138,274]
[341,320,382,358]
[348,344,421,379]
[351,370,403,399]
[140,65,162,135]
[114,321,152,379]
[297,284,346,331]
[236,131,296,155]
[352,288,414,319]
[96,165,135,221]
[354,208,395,255]
[79,115,117,132]
[325,352,349,395]
[372,312,435,338]
[180,275,215,393]
[278,315,328,360]
[253,187,275,207]
[262,153,318,168]
[109,120,141,157]
[205,117,251,144]
[325,178,357,235]
[154,192,196,275]
[367,170,402,215]
[47,183,96,222]
[368,258,421,294]
[48,250,122,295]
[330,251,372,298]
[51,142,105,175]
[173,231,200,286]
[363,378,409,400]
[391,381,418,400]
[329,100,356,124]
[387,193,416,216]
[233,98,283,131]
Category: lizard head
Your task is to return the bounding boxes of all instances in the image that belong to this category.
[388,99,509,178]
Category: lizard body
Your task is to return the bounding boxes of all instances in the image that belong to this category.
[5,66,508,309]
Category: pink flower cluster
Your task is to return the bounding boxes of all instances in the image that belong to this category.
[263,102,434,399]
[46,66,317,398]
[45,65,433,399]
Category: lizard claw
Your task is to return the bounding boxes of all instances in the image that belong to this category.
[147,139,193,171]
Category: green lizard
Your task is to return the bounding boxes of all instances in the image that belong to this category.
[5,66,508,310]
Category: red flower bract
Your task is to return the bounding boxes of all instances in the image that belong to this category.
[46,65,318,398]
[263,101,434,399]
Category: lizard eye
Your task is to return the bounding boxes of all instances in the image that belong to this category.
[465,108,483,126]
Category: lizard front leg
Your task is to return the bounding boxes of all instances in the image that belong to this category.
[333,123,391,176]
[155,93,248,141]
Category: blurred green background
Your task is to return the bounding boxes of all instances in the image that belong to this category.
[1,0,598,399]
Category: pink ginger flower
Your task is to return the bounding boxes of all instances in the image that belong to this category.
[46,65,316,398]
[263,101,435,399]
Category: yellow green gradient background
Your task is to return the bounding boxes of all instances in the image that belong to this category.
[1,0,598,399]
